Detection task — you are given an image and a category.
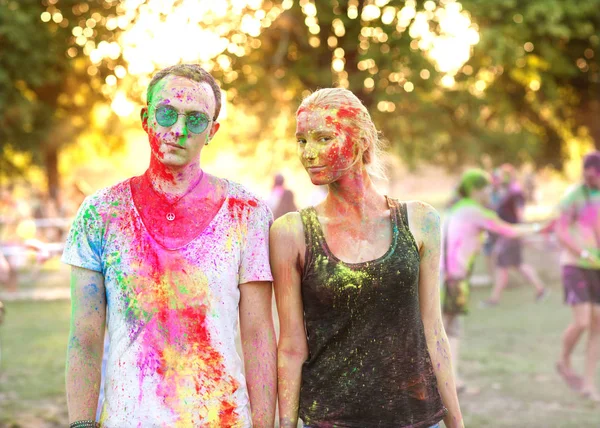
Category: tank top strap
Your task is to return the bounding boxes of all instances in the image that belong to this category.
[299,207,328,278]
[299,207,322,247]
[386,197,420,255]
[399,201,410,229]
[384,195,401,230]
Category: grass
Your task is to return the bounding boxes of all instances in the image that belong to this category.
[0,299,70,428]
[1,244,599,427]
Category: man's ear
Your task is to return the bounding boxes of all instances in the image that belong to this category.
[140,107,149,133]
[209,121,220,139]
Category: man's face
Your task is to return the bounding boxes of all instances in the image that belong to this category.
[471,184,491,206]
[583,166,600,189]
[141,75,219,169]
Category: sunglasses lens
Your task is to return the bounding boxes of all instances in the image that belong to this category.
[155,106,178,127]
[187,113,209,134]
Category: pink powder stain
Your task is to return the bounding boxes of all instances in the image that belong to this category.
[134,252,240,425]
[110,201,239,425]
[227,197,257,221]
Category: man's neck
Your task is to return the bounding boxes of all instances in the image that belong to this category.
[146,157,204,199]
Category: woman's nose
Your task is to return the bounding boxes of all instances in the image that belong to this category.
[302,143,319,160]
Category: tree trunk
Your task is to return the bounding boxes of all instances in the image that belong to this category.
[45,146,59,202]
[581,99,600,150]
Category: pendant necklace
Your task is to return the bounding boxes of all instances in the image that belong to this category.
[144,170,205,222]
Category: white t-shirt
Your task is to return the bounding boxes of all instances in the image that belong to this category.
[442,200,499,279]
[558,184,600,268]
[62,178,273,428]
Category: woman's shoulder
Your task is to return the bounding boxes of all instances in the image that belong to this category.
[270,211,305,247]
[398,200,441,228]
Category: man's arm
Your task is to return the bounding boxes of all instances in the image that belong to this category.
[409,202,464,428]
[270,213,308,428]
[66,266,106,422]
[239,280,277,427]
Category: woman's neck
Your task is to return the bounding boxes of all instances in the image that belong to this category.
[324,170,386,219]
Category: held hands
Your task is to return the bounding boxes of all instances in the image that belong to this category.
[514,222,542,241]
[580,249,600,269]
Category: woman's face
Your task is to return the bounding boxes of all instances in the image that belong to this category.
[295,105,363,185]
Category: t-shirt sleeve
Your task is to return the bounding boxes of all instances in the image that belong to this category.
[239,201,274,284]
[61,196,104,272]
[558,185,581,219]
[471,206,500,230]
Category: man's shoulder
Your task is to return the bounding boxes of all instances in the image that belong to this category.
[225,180,271,216]
[455,202,494,221]
[79,179,132,216]
[559,183,585,208]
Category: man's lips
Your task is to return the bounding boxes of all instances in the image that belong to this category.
[307,166,326,173]
[164,142,185,149]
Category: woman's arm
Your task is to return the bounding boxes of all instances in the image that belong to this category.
[270,213,309,428]
[408,202,464,428]
[66,266,106,422]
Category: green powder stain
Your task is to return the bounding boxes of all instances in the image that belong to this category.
[327,263,370,290]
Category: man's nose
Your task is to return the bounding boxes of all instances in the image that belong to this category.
[171,116,188,139]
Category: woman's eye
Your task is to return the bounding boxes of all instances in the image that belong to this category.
[318,136,332,143]
[297,139,306,144]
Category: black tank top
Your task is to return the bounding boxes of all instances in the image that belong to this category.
[298,197,447,428]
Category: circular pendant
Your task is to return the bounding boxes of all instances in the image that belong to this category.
[166,212,175,221]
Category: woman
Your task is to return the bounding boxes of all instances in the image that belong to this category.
[271,88,463,428]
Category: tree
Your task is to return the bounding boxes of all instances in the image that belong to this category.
[0,0,127,198]
[206,0,600,170]
[459,0,600,168]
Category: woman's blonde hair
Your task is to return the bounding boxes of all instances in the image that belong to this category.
[297,88,387,180]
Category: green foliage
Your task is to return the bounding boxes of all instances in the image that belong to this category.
[460,0,600,168]
[0,0,125,191]
[211,0,600,170]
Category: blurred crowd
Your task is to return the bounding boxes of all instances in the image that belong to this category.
[0,182,87,291]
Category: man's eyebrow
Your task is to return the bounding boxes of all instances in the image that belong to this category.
[156,100,212,114]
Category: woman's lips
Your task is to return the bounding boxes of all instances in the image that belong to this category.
[307,166,326,173]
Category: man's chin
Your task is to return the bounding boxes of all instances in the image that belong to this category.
[155,153,189,168]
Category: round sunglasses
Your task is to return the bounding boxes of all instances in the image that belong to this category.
[154,104,212,134]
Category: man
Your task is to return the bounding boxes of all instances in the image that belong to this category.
[483,164,546,306]
[442,169,539,391]
[555,151,600,402]
[63,64,277,427]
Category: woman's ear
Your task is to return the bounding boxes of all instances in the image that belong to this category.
[360,136,371,164]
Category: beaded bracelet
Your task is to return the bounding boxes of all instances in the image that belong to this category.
[70,420,99,428]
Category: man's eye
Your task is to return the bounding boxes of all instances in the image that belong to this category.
[318,136,332,143]
[297,139,306,144]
